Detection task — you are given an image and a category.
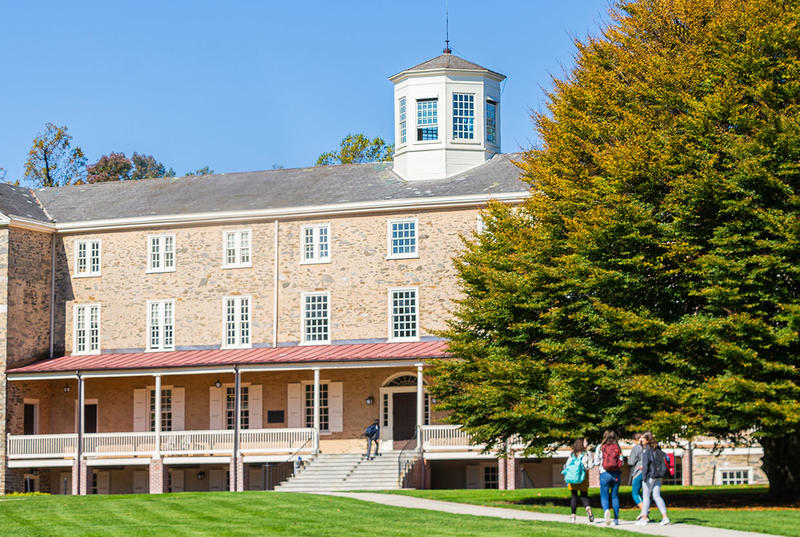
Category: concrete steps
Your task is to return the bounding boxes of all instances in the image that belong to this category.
[274,451,418,492]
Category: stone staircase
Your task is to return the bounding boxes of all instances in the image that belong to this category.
[274,451,418,492]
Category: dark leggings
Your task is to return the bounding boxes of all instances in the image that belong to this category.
[570,490,590,514]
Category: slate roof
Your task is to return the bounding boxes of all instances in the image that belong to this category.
[6,341,450,374]
[0,183,51,222]
[398,52,505,79]
[33,153,526,224]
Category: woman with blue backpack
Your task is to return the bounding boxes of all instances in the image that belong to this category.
[636,431,671,526]
[562,438,594,523]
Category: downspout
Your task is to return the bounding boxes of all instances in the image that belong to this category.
[272,219,279,348]
[49,234,55,358]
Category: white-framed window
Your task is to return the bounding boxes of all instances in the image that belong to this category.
[147,300,175,351]
[452,93,475,140]
[73,304,100,355]
[389,288,419,341]
[486,99,498,144]
[225,386,249,430]
[75,239,101,277]
[149,388,172,432]
[222,230,252,268]
[417,98,438,141]
[148,234,176,273]
[222,296,251,349]
[304,383,329,432]
[302,292,330,345]
[301,224,330,264]
[399,97,407,144]
[387,218,418,259]
[720,468,751,485]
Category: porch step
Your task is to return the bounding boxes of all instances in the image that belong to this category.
[274,451,419,492]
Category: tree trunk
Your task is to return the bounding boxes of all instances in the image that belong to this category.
[760,433,800,501]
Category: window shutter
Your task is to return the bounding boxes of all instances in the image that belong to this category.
[329,382,343,433]
[172,387,185,431]
[209,386,223,430]
[97,471,111,494]
[133,389,147,432]
[170,469,184,492]
[249,385,263,429]
[287,383,302,428]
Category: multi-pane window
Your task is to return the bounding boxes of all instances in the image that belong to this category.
[147,300,174,351]
[416,99,438,141]
[383,393,389,427]
[484,466,499,489]
[388,219,418,258]
[223,230,251,268]
[302,293,330,344]
[399,97,407,144]
[390,289,418,341]
[225,386,249,430]
[74,304,100,354]
[304,383,329,431]
[75,239,101,276]
[223,297,251,348]
[486,100,498,144]
[721,469,749,485]
[148,234,175,272]
[301,224,330,263]
[452,93,475,139]
[149,389,173,432]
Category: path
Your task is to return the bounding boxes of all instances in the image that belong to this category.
[326,492,777,537]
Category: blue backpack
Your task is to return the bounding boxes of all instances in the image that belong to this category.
[562,454,586,485]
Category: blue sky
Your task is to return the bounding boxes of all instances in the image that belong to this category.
[0,1,609,183]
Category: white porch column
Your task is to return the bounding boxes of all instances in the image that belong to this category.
[232,366,242,491]
[416,363,424,450]
[313,367,321,453]
[154,374,162,457]
[77,372,86,495]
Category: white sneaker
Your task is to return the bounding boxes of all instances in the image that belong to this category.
[635,517,649,526]
[604,510,611,525]
[659,517,671,526]
[569,515,576,523]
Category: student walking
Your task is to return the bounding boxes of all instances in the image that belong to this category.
[636,432,671,526]
[562,438,594,523]
[628,433,645,517]
[593,430,623,526]
[364,419,380,460]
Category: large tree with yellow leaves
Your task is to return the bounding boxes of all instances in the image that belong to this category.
[430,0,800,498]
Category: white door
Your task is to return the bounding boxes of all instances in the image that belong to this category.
[170,469,185,492]
[465,465,481,489]
[133,470,147,494]
[96,471,110,495]
[248,465,263,491]
[209,469,223,491]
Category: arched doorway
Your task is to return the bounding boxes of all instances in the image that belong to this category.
[378,373,428,451]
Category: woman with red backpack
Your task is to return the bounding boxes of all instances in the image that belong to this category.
[561,438,594,523]
[593,430,623,525]
[636,432,671,526]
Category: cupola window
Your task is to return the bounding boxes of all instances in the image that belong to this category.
[452,93,475,139]
[399,97,407,144]
[416,99,438,141]
[486,99,498,144]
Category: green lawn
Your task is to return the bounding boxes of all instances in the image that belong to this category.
[388,485,799,537]
[0,491,605,537]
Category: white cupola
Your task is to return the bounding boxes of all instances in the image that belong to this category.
[389,50,505,181]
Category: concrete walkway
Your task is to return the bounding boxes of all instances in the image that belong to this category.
[327,492,777,537]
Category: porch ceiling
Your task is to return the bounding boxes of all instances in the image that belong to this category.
[7,340,449,377]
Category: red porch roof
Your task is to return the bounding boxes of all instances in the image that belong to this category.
[7,341,450,375]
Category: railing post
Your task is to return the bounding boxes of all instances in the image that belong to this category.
[416,363,424,452]
[312,368,320,454]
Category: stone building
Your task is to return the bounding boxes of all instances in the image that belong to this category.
[1,52,765,494]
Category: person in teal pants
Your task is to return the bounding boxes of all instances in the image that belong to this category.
[628,433,645,517]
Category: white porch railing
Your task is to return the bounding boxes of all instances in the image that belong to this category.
[161,430,233,455]
[239,428,315,454]
[421,425,485,451]
[83,432,156,457]
[7,433,78,459]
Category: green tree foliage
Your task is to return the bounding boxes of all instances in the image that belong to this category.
[131,153,175,180]
[87,152,133,183]
[185,166,214,176]
[316,133,393,166]
[24,123,86,187]
[430,0,800,499]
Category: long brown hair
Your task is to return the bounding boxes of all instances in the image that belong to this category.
[642,431,660,449]
[572,438,586,455]
[601,430,618,446]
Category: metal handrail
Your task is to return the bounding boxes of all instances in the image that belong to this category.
[397,427,419,487]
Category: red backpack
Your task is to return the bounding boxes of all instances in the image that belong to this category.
[601,443,622,472]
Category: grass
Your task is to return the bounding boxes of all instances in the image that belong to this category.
[388,485,800,536]
[0,491,613,537]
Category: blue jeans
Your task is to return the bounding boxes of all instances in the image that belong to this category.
[631,473,643,505]
[599,471,621,518]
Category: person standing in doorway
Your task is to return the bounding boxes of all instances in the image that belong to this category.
[364,419,380,460]
[637,432,671,526]
[562,437,594,523]
[593,430,624,525]
[628,432,645,517]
